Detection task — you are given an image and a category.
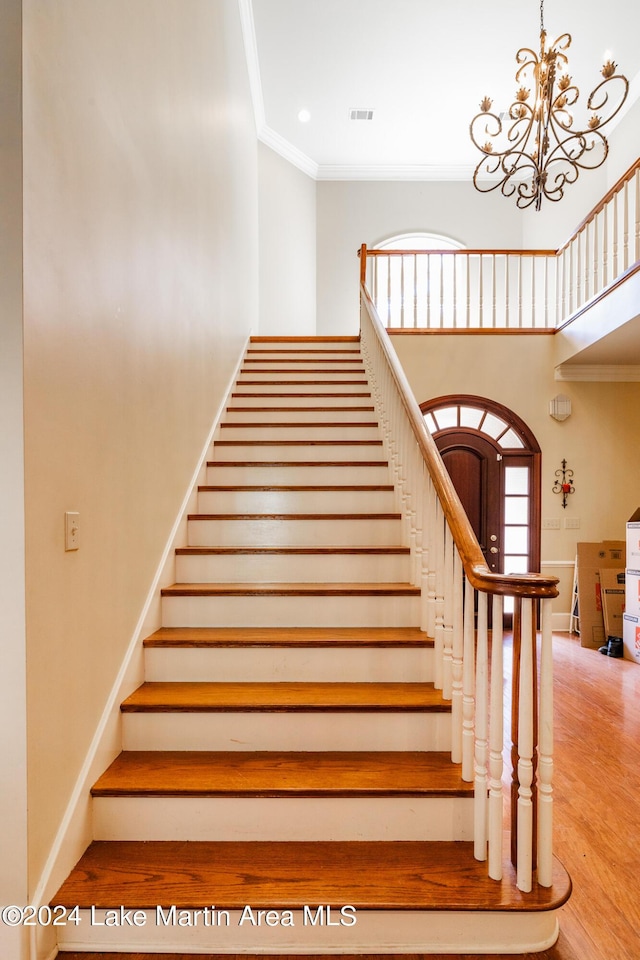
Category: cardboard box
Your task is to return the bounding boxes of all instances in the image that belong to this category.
[599,568,625,639]
[623,613,640,664]
[576,541,626,648]
[627,519,640,567]
[625,569,640,620]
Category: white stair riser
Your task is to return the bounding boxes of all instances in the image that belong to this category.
[230,393,372,406]
[161,594,421,628]
[144,644,433,682]
[122,711,452,752]
[205,464,391,485]
[93,796,473,842]
[234,382,369,394]
[196,489,396,514]
[224,409,377,423]
[187,517,403,547]
[175,551,411,584]
[217,425,379,441]
[57,907,560,954]
[211,444,383,463]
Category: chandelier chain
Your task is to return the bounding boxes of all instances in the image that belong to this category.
[540,0,544,34]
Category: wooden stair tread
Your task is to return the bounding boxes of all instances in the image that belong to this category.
[197,484,394,491]
[250,335,360,342]
[207,460,388,468]
[243,358,364,364]
[174,546,410,555]
[226,406,376,411]
[187,512,401,520]
[231,392,372,397]
[52,840,571,912]
[236,380,369,386]
[160,582,420,597]
[143,626,431,648]
[121,681,449,712]
[219,421,378,428]
[213,439,383,446]
[91,751,471,798]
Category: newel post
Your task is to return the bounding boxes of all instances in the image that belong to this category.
[359,244,368,287]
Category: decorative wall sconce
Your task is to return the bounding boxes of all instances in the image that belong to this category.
[549,394,572,421]
[553,459,575,508]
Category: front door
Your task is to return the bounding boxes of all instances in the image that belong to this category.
[437,432,503,572]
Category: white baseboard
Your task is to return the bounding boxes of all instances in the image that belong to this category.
[30,340,248,960]
[552,612,572,632]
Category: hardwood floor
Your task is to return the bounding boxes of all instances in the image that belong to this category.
[58,632,640,960]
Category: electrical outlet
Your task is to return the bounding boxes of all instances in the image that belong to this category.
[65,511,80,550]
[565,517,581,529]
[543,518,561,530]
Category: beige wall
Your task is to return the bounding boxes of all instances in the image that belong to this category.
[259,142,316,334]
[316,179,525,335]
[391,332,640,617]
[23,0,258,891]
[0,0,29,956]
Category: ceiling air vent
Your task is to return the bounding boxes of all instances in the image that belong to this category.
[349,108,374,121]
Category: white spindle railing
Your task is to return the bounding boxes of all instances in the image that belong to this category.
[360,285,559,892]
[360,158,640,331]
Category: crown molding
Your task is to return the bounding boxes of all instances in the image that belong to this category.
[555,364,640,381]
[258,126,319,179]
[315,163,476,182]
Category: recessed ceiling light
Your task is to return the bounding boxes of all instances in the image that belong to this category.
[297,109,311,123]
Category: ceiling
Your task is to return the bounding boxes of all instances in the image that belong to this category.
[247,0,640,180]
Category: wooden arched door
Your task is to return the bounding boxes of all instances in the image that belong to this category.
[421,396,541,579]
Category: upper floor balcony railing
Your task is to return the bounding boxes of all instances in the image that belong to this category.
[359,158,640,331]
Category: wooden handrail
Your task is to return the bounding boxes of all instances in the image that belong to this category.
[360,277,558,601]
[558,157,640,254]
[358,247,556,258]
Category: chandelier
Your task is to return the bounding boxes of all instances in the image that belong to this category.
[469,0,628,210]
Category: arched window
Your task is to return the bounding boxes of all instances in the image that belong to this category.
[371,233,464,327]
[377,232,464,251]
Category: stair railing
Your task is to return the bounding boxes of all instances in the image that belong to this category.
[360,157,640,330]
[359,281,559,893]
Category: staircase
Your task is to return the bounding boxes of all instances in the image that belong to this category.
[53,336,569,955]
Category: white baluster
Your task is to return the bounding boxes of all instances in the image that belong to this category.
[426,482,437,639]
[603,204,609,288]
[442,529,454,700]
[400,255,406,328]
[488,594,504,880]
[585,221,591,301]
[453,254,458,327]
[537,597,554,888]
[517,598,534,893]
[479,254,484,327]
[474,591,489,862]
[466,253,471,327]
[462,575,475,782]
[413,254,418,328]
[386,256,391,326]
[613,193,619,278]
[624,180,630,271]
[593,212,599,297]
[439,253,444,327]
[491,254,497,327]
[451,548,464,763]
[427,254,432,327]
[635,169,640,264]
[433,510,445,690]
[517,255,523,327]
[505,254,510,327]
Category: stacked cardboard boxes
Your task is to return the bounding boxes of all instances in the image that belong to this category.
[623,511,640,664]
[576,541,625,649]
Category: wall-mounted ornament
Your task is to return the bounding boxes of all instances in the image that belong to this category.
[553,458,575,508]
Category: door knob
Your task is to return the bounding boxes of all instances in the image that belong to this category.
[490,546,499,554]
